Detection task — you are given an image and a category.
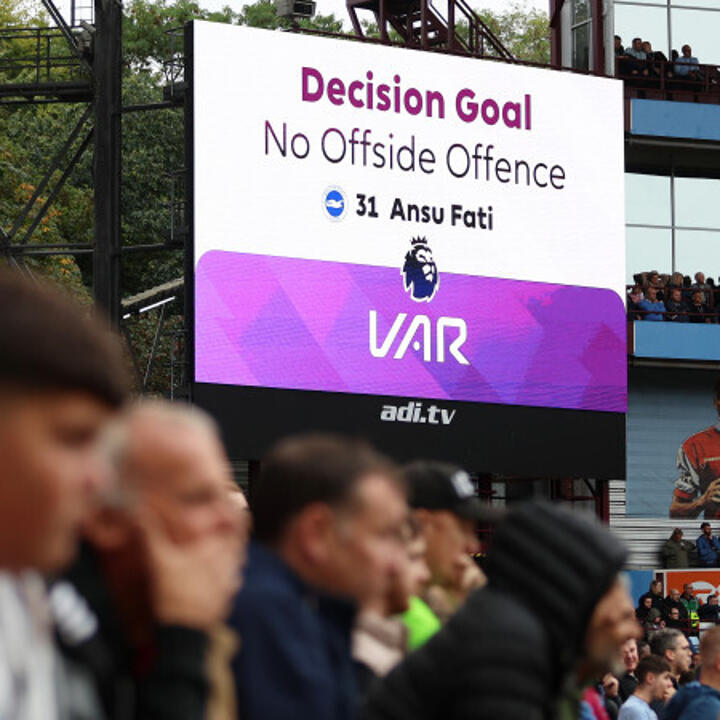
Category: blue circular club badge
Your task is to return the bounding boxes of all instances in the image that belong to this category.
[322,186,347,221]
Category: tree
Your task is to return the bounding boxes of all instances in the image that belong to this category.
[477,2,550,64]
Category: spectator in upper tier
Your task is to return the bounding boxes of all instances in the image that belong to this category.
[626,37,649,75]
[692,272,712,305]
[699,595,720,623]
[643,40,669,76]
[697,522,720,567]
[615,35,631,75]
[639,286,666,321]
[681,584,700,616]
[666,288,689,323]
[666,607,687,632]
[637,596,654,623]
[640,579,666,610]
[670,272,685,289]
[675,45,701,78]
[619,655,673,720]
[661,528,694,567]
[665,589,690,623]
[689,290,712,324]
[231,434,408,720]
[619,638,640,702]
[628,285,644,320]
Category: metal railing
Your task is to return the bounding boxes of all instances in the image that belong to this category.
[0,26,88,86]
[616,57,720,101]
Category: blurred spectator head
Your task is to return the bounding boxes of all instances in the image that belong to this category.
[683,583,694,597]
[382,516,431,615]
[671,272,684,288]
[709,595,719,607]
[651,579,663,595]
[584,577,641,676]
[682,44,692,57]
[651,628,692,677]
[403,461,484,589]
[638,639,651,658]
[635,655,673,701]
[0,271,128,572]
[642,41,652,53]
[695,272,706,284]
[669,607,680,621]
[646,286,658,301]
[670,528,684,541]
[709,278,716,288]
[670,588,681,601]
[614,35,622,49]
[649,271,661,285]
[669,288,682,303]
[684,275,692,287]
[642,596,653,609]
[632,37,643,50]
[85,400,242,549]
[253,434,407,605]
[699,626,720,674]
[622,637,639,672]
[672,49,680,62]
[691,290,704,305]
[702,521,713,536]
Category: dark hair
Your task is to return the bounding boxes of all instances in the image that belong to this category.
[636,654,671,684]
[0,271,128,407]
[251,434,399,544]
[702,522,711,529]
[650,628,683,658]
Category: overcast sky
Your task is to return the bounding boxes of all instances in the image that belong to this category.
[54,0,548,28]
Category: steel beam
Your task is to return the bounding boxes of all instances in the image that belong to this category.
[92,0,122,326]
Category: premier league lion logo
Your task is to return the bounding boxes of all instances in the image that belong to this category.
[402,237,438,302]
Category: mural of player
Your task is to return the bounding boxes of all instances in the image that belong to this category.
[402,237,439,302]
[670,378,720,518]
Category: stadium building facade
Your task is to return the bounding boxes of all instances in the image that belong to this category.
[552,0,720,566]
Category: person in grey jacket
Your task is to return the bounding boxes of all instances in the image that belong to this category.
[661,528,694,568]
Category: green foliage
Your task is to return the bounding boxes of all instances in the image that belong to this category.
[477,1,550,64]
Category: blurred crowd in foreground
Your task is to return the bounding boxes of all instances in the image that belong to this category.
[1,268,718,720]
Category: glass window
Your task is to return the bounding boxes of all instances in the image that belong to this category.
[674,230,720,280]
[670,8,720,65]
[615,4,670,55]
[626,227,673,284]
[626,173,672,226]
[675,178,720,229]
[573,23,591,71]
[573,0,591,24]
[671,0,720,10]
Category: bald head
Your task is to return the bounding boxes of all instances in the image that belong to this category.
[102,401,236,544]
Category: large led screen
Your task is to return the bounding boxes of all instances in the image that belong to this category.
[190,22,627,475]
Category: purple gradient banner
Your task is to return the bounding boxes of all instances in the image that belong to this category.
[196,250,627,412]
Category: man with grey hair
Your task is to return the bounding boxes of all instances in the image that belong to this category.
[54,400,244,720]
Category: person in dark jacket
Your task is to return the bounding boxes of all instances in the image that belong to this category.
[360,501,639,720]
[664,589,690,622]
[56,401,244,720]
[639,580,665,610]
[661,528,694,567]
[699,594,720,623]
[231,435,408,720]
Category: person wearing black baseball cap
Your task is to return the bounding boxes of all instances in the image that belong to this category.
[400,461,488,647]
